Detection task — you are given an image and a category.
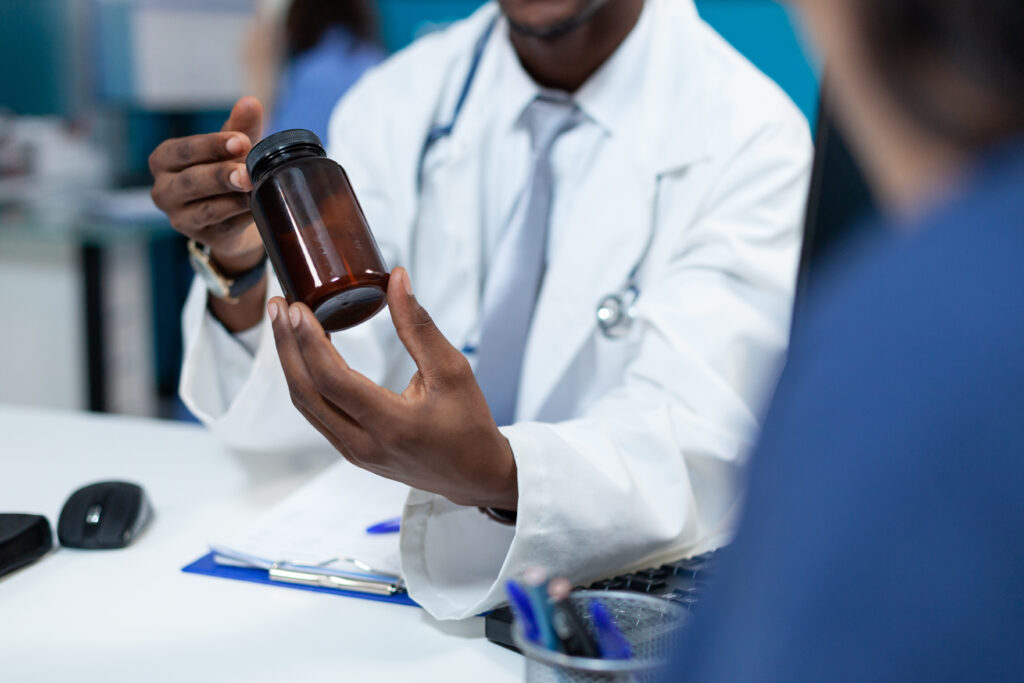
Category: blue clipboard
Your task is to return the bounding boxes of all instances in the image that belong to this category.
[182,552,420,608]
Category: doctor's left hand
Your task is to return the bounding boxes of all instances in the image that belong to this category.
[267,268,519,511]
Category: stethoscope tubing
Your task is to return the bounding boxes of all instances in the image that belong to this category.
[415,13,652,341]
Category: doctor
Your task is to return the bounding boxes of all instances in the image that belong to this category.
[149,0,811,619]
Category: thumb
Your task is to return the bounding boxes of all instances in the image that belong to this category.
[388,268,462,379]
[221,96,264,143]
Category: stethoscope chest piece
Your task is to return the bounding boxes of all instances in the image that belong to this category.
[596,285,639,339]
[419,15,654,344]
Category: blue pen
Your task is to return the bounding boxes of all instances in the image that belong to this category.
[589,600,632,660]
[522,566,559,650]
[365,516,402,534]
[505,580,541,644]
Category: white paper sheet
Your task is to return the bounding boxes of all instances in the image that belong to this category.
[211,460,409,577]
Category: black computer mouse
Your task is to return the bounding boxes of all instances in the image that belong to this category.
[57,481,152,549]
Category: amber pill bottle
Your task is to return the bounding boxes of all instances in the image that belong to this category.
[247,129,389,332]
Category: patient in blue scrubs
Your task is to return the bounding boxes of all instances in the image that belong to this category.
[667,1,1024,680]
[253,0,384,141]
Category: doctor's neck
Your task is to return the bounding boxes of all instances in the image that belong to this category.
[504,0,644,92]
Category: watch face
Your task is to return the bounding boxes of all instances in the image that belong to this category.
[188,249,231,300]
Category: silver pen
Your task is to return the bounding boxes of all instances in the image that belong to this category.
[268,563,403,596]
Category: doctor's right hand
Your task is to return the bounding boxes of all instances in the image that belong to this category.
[149,97,269,330]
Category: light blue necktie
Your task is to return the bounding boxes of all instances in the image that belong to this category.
[475,94,583,426]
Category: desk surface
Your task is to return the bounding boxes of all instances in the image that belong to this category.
[0,405,521,683]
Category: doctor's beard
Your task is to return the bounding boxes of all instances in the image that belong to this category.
[505,0,613,39]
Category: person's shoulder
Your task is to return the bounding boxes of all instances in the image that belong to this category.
[794,177,1024,416]
[337,5,497,110]
[286,32,383,95]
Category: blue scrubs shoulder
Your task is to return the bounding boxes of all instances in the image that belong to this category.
[267,27,384,143]
[669,140,1024,682]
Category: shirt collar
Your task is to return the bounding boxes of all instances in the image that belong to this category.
[492,1,654,136]
[491,21,545,133]
[573,0,653,135]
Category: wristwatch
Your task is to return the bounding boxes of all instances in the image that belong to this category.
[479,507,517,525]
[187,239,268,304]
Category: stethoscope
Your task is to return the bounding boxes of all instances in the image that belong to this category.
[417,17,653,340]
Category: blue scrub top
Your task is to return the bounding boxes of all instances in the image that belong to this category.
[667,139,1024,681]
[267,26,384,144]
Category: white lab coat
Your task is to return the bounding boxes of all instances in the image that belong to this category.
[180,0,812,619]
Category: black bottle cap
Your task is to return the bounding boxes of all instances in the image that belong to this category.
[246,129,324,181]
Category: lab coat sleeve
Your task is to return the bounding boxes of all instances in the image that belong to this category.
[400,108,813,619]
[179,267,323,453]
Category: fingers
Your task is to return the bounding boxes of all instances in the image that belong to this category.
[199,209,255,238]
[156,159,251,204]
[284,301,396,424]
[387,268,469,382]
[291,399,355,460]
[267,297,366,445]
[169,192,250,234]
[150,135,254,244]
[149,132,252,175]
[221,96,264,143]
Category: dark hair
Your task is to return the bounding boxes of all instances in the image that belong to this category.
[285,0,379,56]
[856,0,1024,146]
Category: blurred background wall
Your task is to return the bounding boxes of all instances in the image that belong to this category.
[0,0,818,421]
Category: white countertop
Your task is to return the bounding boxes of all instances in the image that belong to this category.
[0,405,521,682]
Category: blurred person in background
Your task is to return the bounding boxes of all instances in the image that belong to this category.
[668,0,1024,680]
[246,0,384,141]
[149,0,812,619]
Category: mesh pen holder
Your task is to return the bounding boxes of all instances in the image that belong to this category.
[512,591,687,683]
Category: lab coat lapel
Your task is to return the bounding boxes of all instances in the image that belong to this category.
[413,138,483,344]
[516,139,653,421]
[409,9,501,345]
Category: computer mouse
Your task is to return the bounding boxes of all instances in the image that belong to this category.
[57,481,152,549]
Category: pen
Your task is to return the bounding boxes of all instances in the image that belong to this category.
[548,578,600,657]
[365,516,402,534]
[522,566,559,650]
[505,580,541,644]
[589,600,632,660]
[268,564,402,596]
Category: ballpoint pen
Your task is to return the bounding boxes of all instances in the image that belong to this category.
[548,578,600,657]
[268,563,403,596]
[589,600,632,660]
[365,516,402,534]
[505,580,541,644]
[522,566,559,650]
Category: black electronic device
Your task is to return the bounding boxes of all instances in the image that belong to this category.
[58,481,153,549]
[0,514,53,579]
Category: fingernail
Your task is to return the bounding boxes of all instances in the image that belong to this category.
[267,301,278,322]
[226,136,244,155]
[229,169,244,190]
[289,305,301,329]
[402,270,414,297]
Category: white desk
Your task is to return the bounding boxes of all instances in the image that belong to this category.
[0,405,521,683]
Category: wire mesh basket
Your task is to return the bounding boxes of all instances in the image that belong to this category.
[512,590,687,683]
